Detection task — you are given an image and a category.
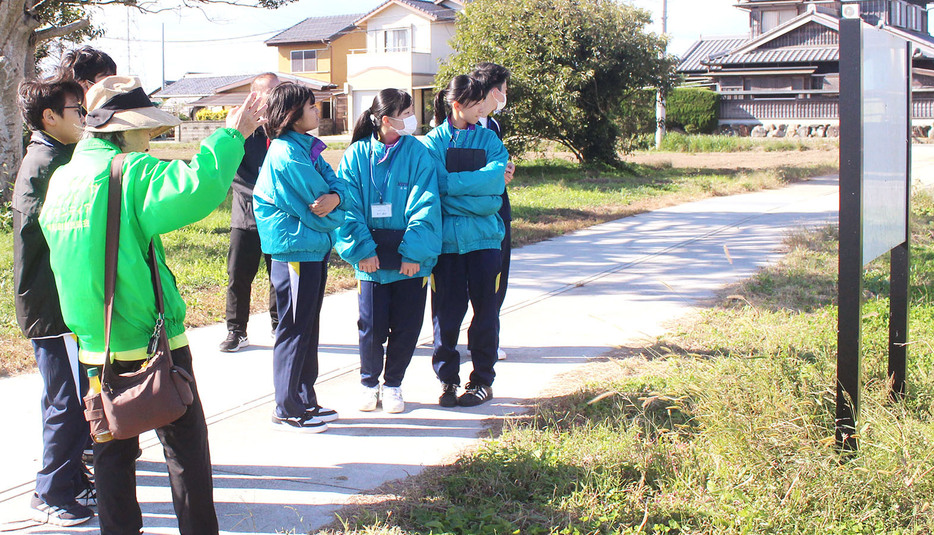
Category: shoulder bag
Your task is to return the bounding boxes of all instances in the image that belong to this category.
[83,153,194,441]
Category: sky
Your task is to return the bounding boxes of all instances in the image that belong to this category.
[57,0,750,92]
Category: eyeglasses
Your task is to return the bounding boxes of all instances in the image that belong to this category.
[64,105,88,117]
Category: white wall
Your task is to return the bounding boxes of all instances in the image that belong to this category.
[365,5,432,52]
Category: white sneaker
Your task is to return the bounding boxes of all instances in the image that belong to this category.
[360,385,379,411]
[497,348,507,360]
[382,385,405,414]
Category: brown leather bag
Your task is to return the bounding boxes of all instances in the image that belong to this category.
[82,153,194,441]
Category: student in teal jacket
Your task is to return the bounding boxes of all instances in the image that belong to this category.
[421,75,509,408]
[334,88,441,414]
[253,83,346,433]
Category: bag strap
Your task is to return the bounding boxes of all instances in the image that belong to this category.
[103,153,128,377]
[103,154,169,382]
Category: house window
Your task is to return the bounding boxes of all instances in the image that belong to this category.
[761,8,797,33]
[321,102,332,120]
[291,50,318,73]
[384,29,410,52]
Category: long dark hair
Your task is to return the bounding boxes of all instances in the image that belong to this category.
[264,82,316,140]
[433,75,484,126]
[351,88,413,144]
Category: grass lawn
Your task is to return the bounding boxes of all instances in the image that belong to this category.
[0,153,837,376]
[322,194,934,535]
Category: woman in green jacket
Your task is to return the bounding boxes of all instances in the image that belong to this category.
[40,75,264,535]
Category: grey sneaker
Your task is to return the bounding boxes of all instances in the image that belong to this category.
[219,331,248,352]
[458,382,493,407]
[30,494,93,527]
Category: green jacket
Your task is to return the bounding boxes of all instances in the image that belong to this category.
[40,128,246,364]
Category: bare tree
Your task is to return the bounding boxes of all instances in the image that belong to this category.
[0,0,293,200]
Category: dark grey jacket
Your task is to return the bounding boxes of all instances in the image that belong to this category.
[13,131,73,338]
[230,127,269,230]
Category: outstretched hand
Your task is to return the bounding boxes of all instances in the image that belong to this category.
[226,92,267,139]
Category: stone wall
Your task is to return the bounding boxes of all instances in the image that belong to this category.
[716,123,840,138]
[177,121,226,143]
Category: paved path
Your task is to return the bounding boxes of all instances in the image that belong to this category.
[0,176,839,534]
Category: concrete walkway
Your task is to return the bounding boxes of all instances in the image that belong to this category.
[0,176,839,534]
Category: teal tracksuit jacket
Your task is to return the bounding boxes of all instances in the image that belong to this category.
[421,119,508,254]
[334,134,441,284]
[253,130,347,262]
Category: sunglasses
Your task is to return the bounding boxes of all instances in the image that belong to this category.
[64,105,88,117]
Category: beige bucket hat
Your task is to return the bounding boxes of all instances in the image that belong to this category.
[85,75,180,138]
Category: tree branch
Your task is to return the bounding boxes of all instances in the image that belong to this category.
[33,18,90,43]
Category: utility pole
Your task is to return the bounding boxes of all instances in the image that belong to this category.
[161,23,166,92]
[126,7,131,74]
[655,0,668,150]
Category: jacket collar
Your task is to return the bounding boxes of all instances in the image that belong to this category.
[31,130,68,150]
[281,130,327,161]
[74,137,122,155]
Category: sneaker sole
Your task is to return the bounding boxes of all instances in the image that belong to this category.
[359,404,378,412]
[31,509,93,527]
[384,404,405,414]
[270,420,328,433]
[218,342,248,353]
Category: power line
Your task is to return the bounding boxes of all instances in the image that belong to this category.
[97,29,280,44]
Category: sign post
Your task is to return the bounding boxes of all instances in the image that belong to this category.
[837,17,911,451]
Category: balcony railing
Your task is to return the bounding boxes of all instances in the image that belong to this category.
[346,49,436,77]
[718,90,934,122]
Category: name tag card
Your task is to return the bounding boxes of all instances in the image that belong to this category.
[371,203,392,218]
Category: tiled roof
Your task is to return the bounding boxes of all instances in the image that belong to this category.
[714,46,839,65]
[677,38,748,73]
[265,13,363,45]
[397,0,458,20]
[151,74,254,98]
[357,0,458,25]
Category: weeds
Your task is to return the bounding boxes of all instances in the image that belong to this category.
[659,133,839,153]
[322,196,934,535]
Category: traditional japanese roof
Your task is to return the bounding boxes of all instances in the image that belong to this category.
[151,74,254,98]
[265,13,363,46]
[355,0,459,26]
[677,37,748,73]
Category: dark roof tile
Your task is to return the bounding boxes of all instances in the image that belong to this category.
[265,13,363,45]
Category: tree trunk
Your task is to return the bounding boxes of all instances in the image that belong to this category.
[1,0,41,201]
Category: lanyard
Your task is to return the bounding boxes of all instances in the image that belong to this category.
[369,137,401,203]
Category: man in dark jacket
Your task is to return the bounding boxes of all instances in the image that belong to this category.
[220,73,281,352]
[14,78,94,527]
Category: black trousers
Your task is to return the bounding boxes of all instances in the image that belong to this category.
[93,346,217,535]
[431,249,501,386]
[358,277,428,388]
[496,221,511,313]
[226,227,277,333]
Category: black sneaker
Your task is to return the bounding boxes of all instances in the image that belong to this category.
[75,485,96,507]
[439,383,459,407]
[458,382,493,407]
[30,494,93,527]
[271,413,328,433]
[219,331,248,352]
[304,405,339,423]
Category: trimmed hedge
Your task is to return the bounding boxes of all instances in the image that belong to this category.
[619,88,720,136]
[666,88,719,133]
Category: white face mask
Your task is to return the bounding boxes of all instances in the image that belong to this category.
[494,89,507,112]
[390,115,418,136]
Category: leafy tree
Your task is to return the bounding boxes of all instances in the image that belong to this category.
[0,0,293,199]
[436,0,677,166]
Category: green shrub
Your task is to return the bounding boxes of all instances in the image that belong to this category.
[666,88,719,133]
[194,109,229,121]
[619,88,721,138]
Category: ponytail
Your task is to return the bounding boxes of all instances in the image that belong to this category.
[433,89,449,127]
[352,88,414,144]
[432,75,484,127]
[351,110,379,144]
